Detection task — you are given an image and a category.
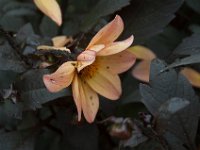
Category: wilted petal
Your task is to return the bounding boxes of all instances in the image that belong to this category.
[132,60,151,82]
[97,35,134,56]
[34,0,62,26]
[43,61,76,92]
[128,45,156,60]
[86,68,121,100]
[77,50,96,72]
[181,67,200,88]
[98,50,136,74]
[87,15,124,49]
[37,45,71,53]
[52,36,73,47]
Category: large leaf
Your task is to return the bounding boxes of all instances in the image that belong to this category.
[121,0,183,44]
[0,42,27,72]
[15,69,70,110]
[140,59,199,150]
[186,0,200,14]
[80,0,130,32]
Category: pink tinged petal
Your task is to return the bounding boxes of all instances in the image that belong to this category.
[87,44,105,53]
[127,45,156,60]
[132,60,151,82]
[98,50,136,74]
[97,35,134,56]
[72,74,82,121]
[77,50,96,72]
[180,67,200,88]
[34,0,62,26]
[87,15,124,49]
[81,81,99,123]
[52,36,73,47]
[86,68,122,100]
[43,61,76,92]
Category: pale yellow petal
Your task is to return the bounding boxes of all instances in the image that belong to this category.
[52,36,73,47]
[72,73,82,121]
[97,35,134,56]
[86,68,121,100]
[98,50,136,74]
[132,60,151,82]
[77,50,96,72]
[43,61,76,92]
[34,0,62,26]
[81,80,99,123]
[127,45,156,60]
[37,45,71,53]
[180,67,200,88]
[87,15,124,49]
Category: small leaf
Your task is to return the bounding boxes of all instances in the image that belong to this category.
[121,0,183,44]
[81,0,130,32]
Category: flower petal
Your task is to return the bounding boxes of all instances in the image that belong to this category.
[86,68,121,100]
[72,74,99,123]
[72,74,82,121]
[87,15,124,49]
[180,67,200,88]
[88,44,105,53]
[52,36,73,47]
[98,50,136,74]
[34,0,62,26]
[132,60,151,82]
[81,80,99,123]
[77,50,96,72]
[97,35,134,56]
[127,45,156,60]
[43,61,76,92]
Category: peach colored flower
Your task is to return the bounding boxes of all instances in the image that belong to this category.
[42,15,136,123]
[34,0,62,26]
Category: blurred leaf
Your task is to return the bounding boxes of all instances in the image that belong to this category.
[173,33,200,55]
[16,69,70,110]
[0,70,19,88]
[0,42,26,72]
[81,0,130,32]
[0,130,36,150]
[40,16,59,37]
[2,1,36,17]
[186,0,200,14]
[121,0,183,44]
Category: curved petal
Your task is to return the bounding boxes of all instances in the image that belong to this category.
[132,60,151,82]
[81,80,99,123]
[34,0,62,26]
[72,74,82,121]
[52,36,73,47]
[86,68,121,100]
[87,15,124,49]
[43,61,76,92]
[72,74,99,123]
[180,67,200,88]
[88,44,105,52]
[127,45,156,60]
[77,50,96,72]
[98,50,136,74]
[97,35,134,56]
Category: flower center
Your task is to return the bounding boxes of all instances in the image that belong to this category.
[79,60,99,79]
